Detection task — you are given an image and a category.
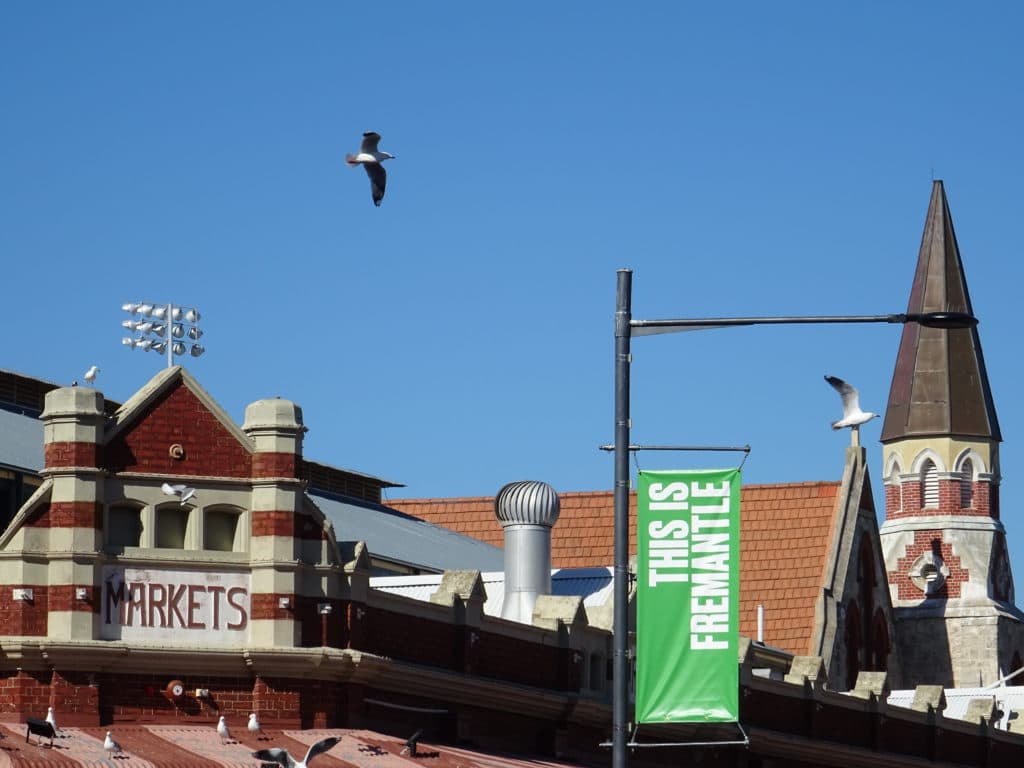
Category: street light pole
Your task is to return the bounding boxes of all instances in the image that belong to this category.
[612,269,632,768]
[609,269,976,768]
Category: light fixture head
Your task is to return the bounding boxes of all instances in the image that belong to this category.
[171,307,183,321]
[190,344,205,358]
[171,323,185,338]
[151,306,167,320]
[135,339,153,351]
[138,303,154,317]
[122,337,135,346]
[185,308,201,323]
[121,319,139,331]
[136,321,154,334]
[187,326,203,340]
[172,341,186,356]
[122,303,141,314]
[151,341,167,354]
[148,323,166,336]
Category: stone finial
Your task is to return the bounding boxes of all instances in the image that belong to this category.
[963,697,998,726]
[851,670,890,700]
[243,398,304,432]
[783,656,827,688]
[430,570,487,607]
[532,595,586,630]
[911,684,947,714]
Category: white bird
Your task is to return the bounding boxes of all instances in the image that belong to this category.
[253,735,342,768]
[248,712,265,739]
[825,375,880,429]
[45,706,58,734]
[84,366,100,385]
[161,482,198,505]
[217,715,232,744]
[103,730,124,757]
[346,131,395,206]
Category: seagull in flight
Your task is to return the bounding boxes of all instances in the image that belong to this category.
[161,482,197,505]
[346,131,395,206]
[825,375,879,429]
[253,735,342,768]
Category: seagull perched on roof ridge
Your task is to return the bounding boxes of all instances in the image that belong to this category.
[103,730,124,758]
[161,482,197,505]
[84,366,100,385]
[217,715,233,744]
[346,131,395,206]
[45,706,59,735]
[248,712,266,740]
[253,735,342,768]
[825,375,879,446]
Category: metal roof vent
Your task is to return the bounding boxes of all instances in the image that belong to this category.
[495,480,560,623]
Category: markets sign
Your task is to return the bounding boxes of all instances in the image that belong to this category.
[636,468,740,722]
[100,566,250,643]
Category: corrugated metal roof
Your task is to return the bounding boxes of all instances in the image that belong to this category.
[372,567,613,616]
[888,685,1024,730]
[312,491,505,574]
[0,407,43,472]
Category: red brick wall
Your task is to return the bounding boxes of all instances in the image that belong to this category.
[26,500,101,529]
[0,585,48,636]
[362,606,459,670]
[252,453,299,478]
[0,669,50,718]
[103,384,252,478]
[44,441,98,468]
[886,478,993,519]
[474,630,565,689]
[250,511,325,541]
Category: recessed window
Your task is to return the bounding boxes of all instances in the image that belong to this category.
[156,506,189,549]
[205,509,240,552]
[921,460,939,509]
[960,459,974,508]
[108,505,143,547]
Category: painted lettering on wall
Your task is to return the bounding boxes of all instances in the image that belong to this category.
[100,566,250,642]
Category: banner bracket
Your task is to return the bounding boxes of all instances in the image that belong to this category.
[600,722,749,749]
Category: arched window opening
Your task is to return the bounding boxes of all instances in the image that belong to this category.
[960,458,975,509]
[870,609,890,671]
[921,460,939,509]
[845,601,862,691]
[107,504,143,548]
[156,505,189,549]
[204,508,242,552]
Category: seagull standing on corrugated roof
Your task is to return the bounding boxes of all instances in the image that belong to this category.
[346,131,395,206]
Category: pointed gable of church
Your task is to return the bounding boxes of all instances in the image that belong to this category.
[102,366,253,477]
[881,180,1001,442]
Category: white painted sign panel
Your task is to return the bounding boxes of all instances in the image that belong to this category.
[100,566,250,643]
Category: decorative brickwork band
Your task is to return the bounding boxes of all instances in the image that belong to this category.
[886,478,993,519]
[26,501,102,529]
[888,531,967,601]
[44,442,99,469]
[250,510,326,541]
[252,453,299,479]
[0,585,48,636]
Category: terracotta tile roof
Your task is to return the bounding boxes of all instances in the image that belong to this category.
[390,480,841,657]
[0,723,595,768]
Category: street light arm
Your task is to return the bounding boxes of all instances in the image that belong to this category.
[630,311,977,336]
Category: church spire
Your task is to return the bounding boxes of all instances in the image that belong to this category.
[880,180,1000,443]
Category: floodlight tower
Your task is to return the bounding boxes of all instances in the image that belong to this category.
[121,302,205,368]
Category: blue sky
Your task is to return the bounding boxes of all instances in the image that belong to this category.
[4,5,1024,585]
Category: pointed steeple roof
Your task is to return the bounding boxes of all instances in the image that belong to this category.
[881,181,1000,443]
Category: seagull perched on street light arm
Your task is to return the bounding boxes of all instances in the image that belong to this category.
[253,735,342,768]
[346,131,395,206]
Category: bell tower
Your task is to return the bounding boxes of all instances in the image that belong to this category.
[879,181,1024,688]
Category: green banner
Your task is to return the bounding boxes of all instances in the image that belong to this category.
[636,468,741,723]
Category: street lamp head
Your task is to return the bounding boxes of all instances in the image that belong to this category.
[906,311,978,329]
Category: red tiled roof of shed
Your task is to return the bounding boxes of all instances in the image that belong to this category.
[390,480,841,656]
